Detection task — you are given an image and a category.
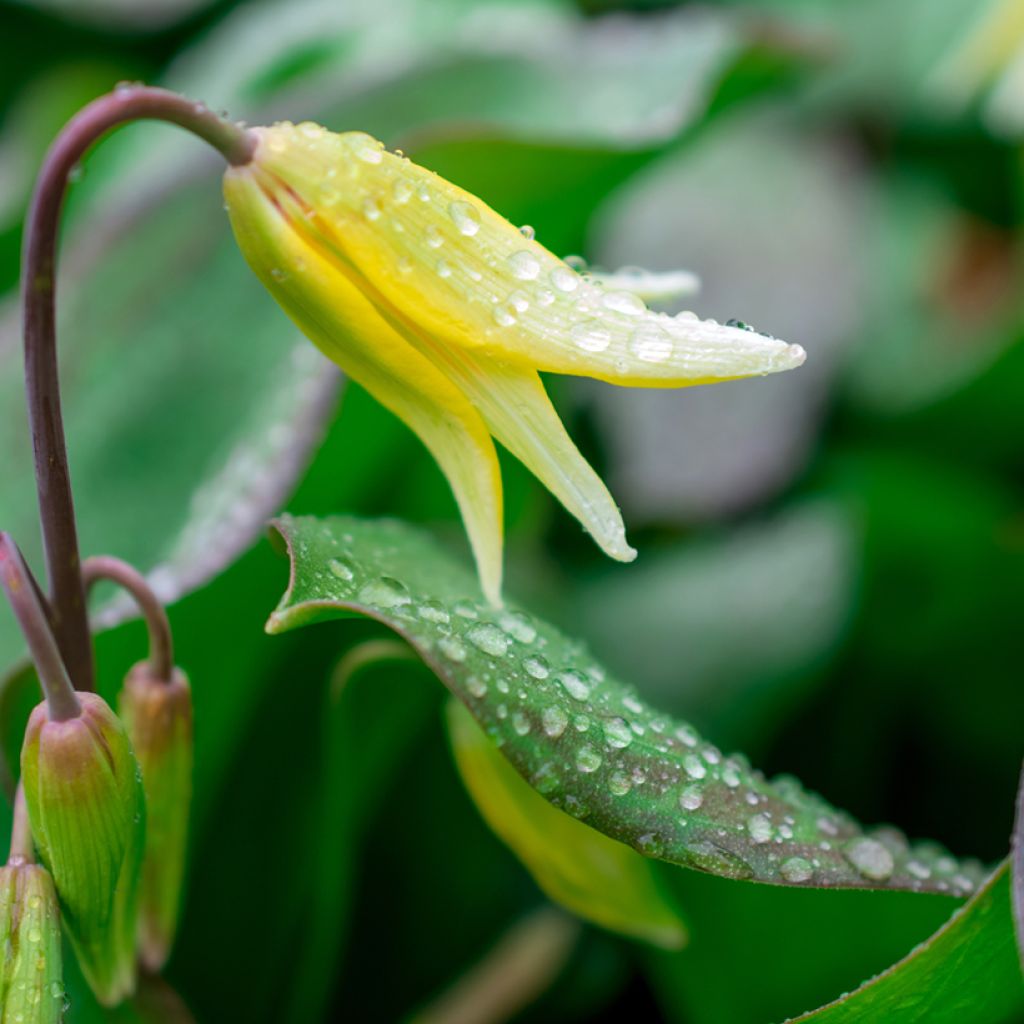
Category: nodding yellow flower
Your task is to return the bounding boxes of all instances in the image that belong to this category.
[224,122,806,605]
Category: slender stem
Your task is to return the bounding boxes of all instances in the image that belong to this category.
[22,86,254,692]
[0,534,80,721]
[82,555,174,681]
[8,784,34,865]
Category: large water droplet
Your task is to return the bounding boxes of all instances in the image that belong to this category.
[499,610,536,643]
[519,224,535,240]
[602,291,645,316]
[608,771,632,796]
[541,706,569,738]
[603,717,633,749]
[454,601,479,620]
[629,324,673,363]
[570,320,611,353]
[843,838,895,880]
[524,654,550,680]
[358,576,411,608]
[576,745,602,773]
[327,556,356,582]
[362,198,381,221]
[550,267,579,292]
[417,599,450,624]
[439,637,467,663]
[426,225,444,248]
[467,623,509,657]
[683,754,707,780]
[512,711,531,736]
[557,669,591,701]
[679,785,703,811]
[747,813,773,844]
[780,857,814,883]
[449,201,480,236]
[682,840,754,880]
[507,250,541,280]
[351,134,384,164]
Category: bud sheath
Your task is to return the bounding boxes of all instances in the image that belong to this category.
[20,692,144,1006]
[0,862,64,1022]
[119,663,192,971]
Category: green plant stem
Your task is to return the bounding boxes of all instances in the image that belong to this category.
[22,85,254,692]
[82,555,174,682]
[0,533,80,721]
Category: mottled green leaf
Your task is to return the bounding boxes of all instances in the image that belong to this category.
[447,698,685,949]
[787,862,1023,1023]
[267,515,987,895]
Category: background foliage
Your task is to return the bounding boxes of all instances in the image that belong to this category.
[0,0,1022,1021]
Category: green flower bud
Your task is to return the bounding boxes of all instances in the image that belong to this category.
[20,693,144,1006]
[118,663,192,971]
[0,861,65,1022]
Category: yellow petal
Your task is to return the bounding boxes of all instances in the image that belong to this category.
[224,165,505,605]
[418,344,636,564]
[248,123,806,389]
[587,266,700,302]
[447,699,686,950]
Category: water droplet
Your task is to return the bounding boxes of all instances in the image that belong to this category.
[467,623,509,657]
[519,224,535,240]
[576,745,602,773]
[417,600,450,624]
[26,927,41,943]
[536,288,556,307]
[436,259,453,279]
[747,814,773,844]
[352,134,384,163]
[602,290,645,316]
[512,712,531,736]
[636,833,666,857]
[499,610,536,643]
[630,324,673,363]
[467,675,487,697]
[682,840,754,880]
[362,198,381,221]
[299,121,323,139]
[448,201,480,236]
[603,717,633,749]
[397,256,413,274]
[439,637,467,663]
[843,838,895,881]
[541,706,569,738]
[422,225,443,249]
[507,250,541,280]
[780,857,814,883]
[393,179,413,203]
[454,601,478,620]
[358,576,411,608]
[906,859,931,880]
[721,761,742,788]
[327,556,356,582]
[573,714,591,732]
[507,289,530,313]
[679,785,703,811]
[550,267,579,292]
[270,267,288,283]
[623,695,645,715]
[570,320,611,353]
[675,724,698,747]
[564,255,588,272]
[683,754,707,780]
[609,771,632,796]
[493,305,517,327]
[557,669,591,701]
[524,655,550,680]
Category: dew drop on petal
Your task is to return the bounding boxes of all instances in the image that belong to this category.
[436,259,453,279]
[570,320,611,353]
[362,198,381,221]
[609,771,632,796]
[843,838,895,881]
[358,576,411,608]
[602,290,645,316]
[557,670,591,701]
[679,785,703,811]
[467,623,509,656]
[550,267,579,292]
[418,600,450,624]
[603,717,633,749]
[493,306,517,327]
[393,179,413,203]
[629,324,673,363]
[499,610,537,643]
[327,556,356,582]
[780,857,814,883]
[438,637,467,663]
[524,655,550,679]
[683,753,707,780]
[519,224,536,240]
[507,250,541,280]
[747,813,773,844]
[449,201,480,236]
[426,225,444,248]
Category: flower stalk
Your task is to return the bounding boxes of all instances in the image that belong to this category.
[21,85,253,692]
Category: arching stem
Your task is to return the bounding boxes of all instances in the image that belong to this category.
[0,533,80,722]
[22,85,253,691]
[82,555,174,682]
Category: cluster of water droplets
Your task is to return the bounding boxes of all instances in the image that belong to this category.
[291,519,985,895]
[257,124,801,379]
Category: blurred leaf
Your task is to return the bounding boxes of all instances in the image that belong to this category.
[788,862,1022,1023]
[0,174,341,671]
[569,500,856,747]
[10,0,216,31]
[447,697,685,949]
[267,514,986,895]
[1013,762,1024,970]
[284,642,440,1024]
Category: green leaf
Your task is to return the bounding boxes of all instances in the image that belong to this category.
[1013,762,1023,971]
[267,514,987,895]
[446,697,685,949]
[786,862,1023,1023]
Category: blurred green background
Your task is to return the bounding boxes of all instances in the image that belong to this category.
[0,0,1022,1021]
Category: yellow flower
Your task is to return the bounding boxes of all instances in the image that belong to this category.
[224,122,805,605]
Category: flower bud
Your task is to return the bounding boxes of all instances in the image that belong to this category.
[0,861,64,1022]
[118,662,192,971]
[20,692,144,1006]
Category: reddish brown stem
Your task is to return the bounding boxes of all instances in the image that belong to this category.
[22,85,253,691]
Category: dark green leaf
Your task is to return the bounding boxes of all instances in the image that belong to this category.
[267,514,987,895]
